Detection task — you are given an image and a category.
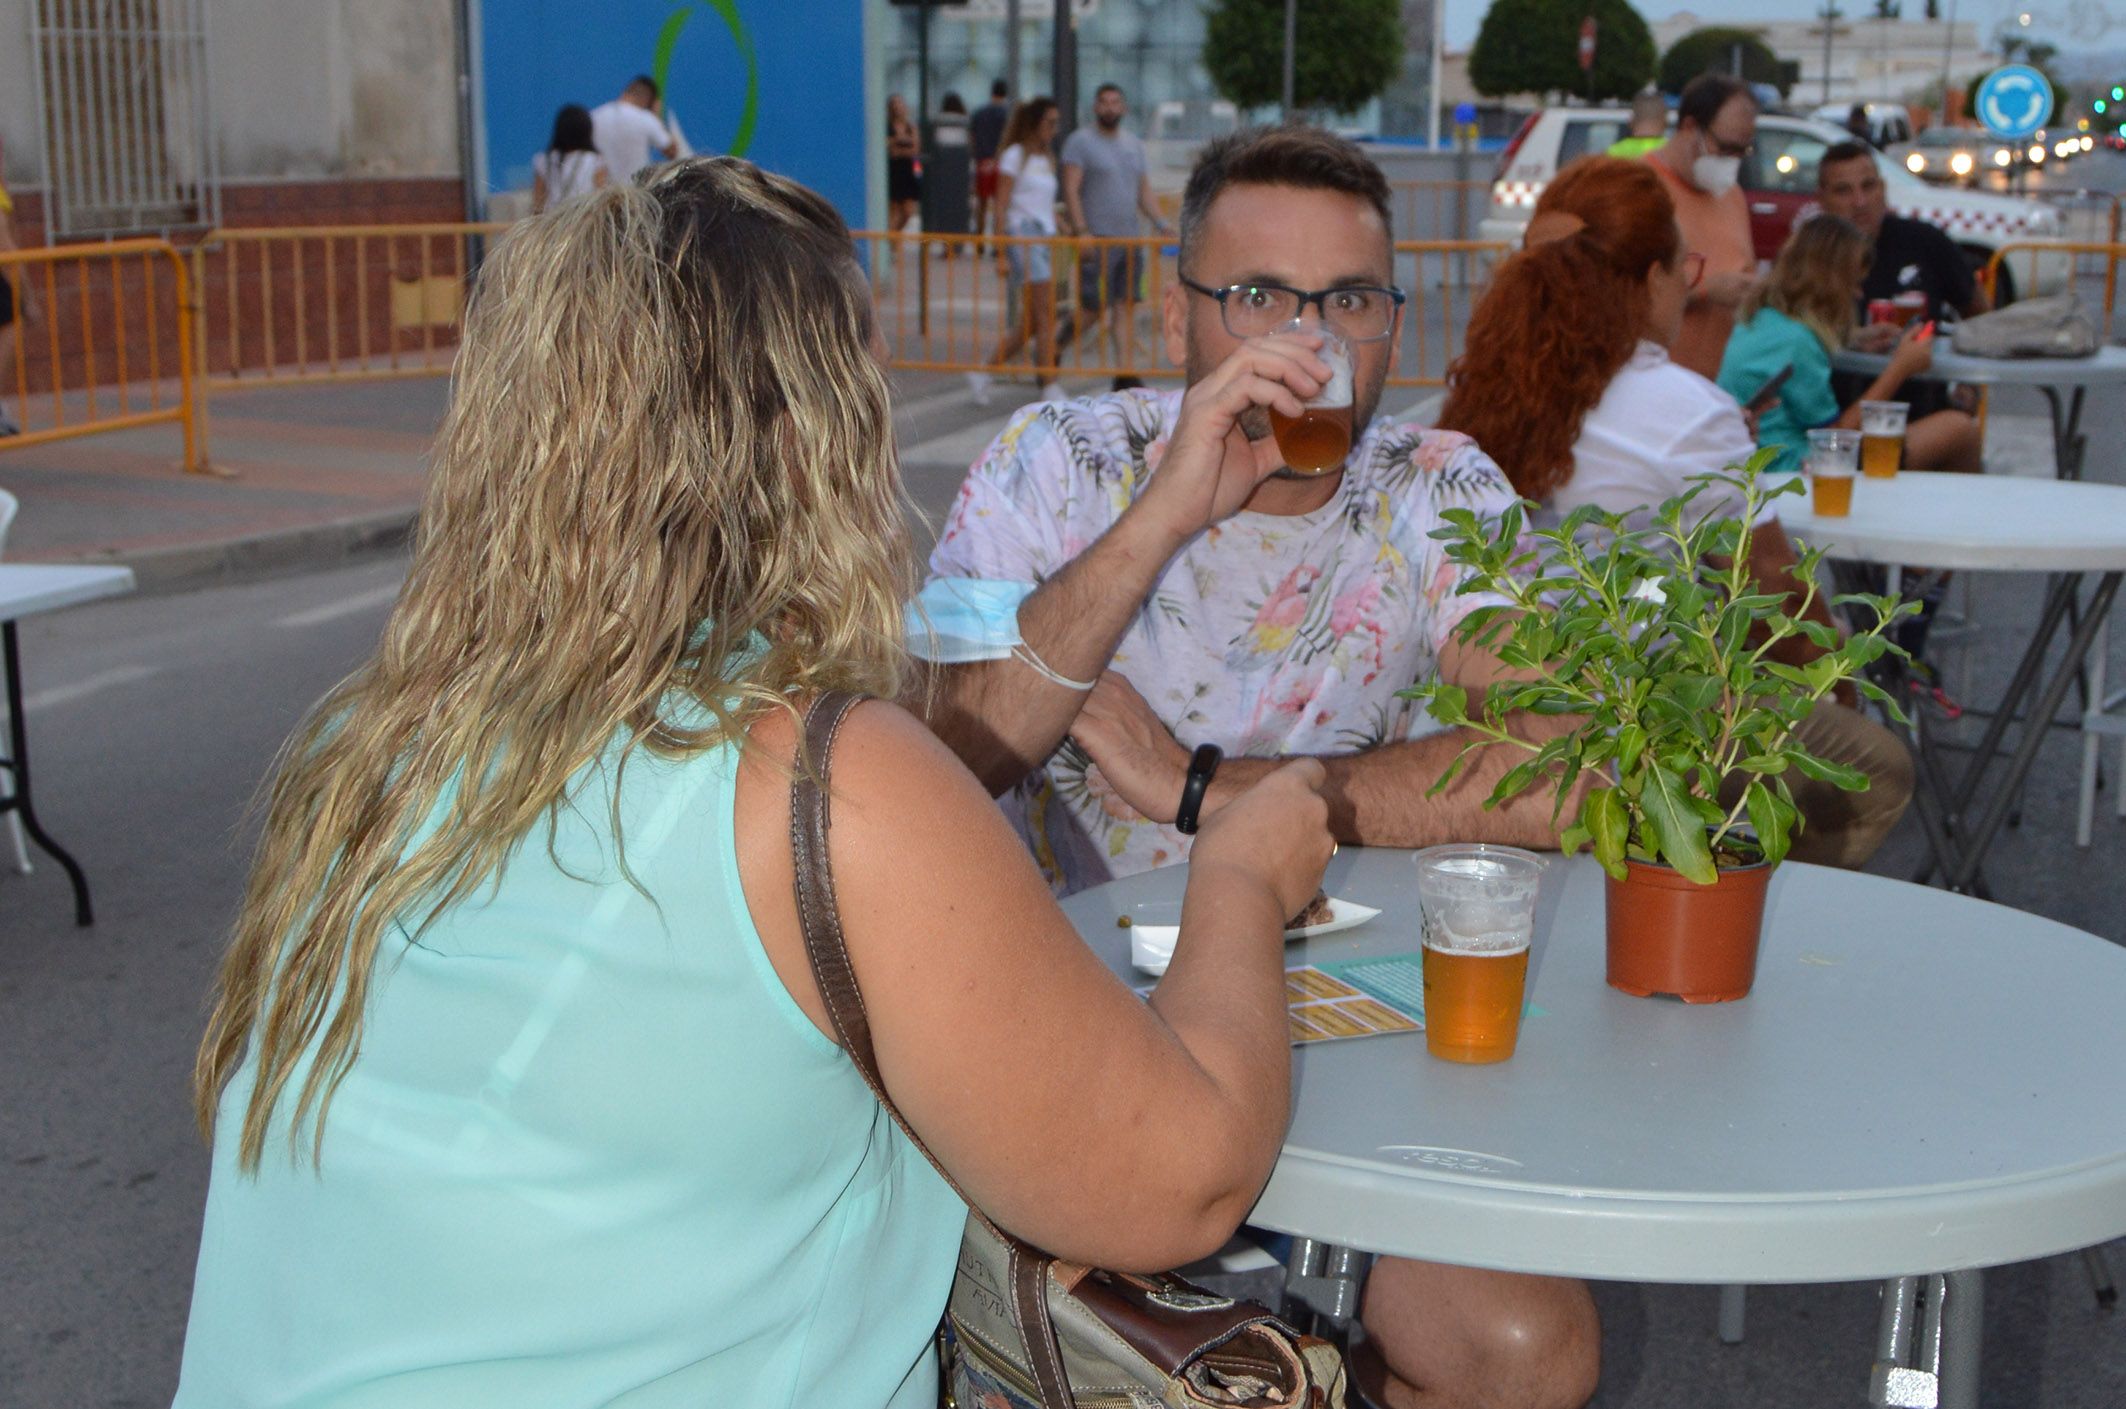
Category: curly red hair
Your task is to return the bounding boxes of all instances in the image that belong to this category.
[1437,157,1681,502]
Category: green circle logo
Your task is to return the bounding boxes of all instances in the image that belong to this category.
[653,2,759,159]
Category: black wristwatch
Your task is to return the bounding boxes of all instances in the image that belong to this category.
[1175,743,1223,835]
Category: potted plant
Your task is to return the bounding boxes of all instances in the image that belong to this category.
[1402,454,1913,1003]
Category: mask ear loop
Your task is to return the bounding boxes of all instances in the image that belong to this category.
[1009,601,1097,692]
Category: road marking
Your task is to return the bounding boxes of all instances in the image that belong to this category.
[276,584,402,628]
[21,664,159,714]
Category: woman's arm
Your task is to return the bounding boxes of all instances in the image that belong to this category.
[531,171,549,215]
[737,700,1331,1271]
[1834,326,1932,430]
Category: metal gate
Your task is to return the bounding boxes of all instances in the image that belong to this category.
[28,0,220,238]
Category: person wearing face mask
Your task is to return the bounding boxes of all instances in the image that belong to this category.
[1647,73,1760,379]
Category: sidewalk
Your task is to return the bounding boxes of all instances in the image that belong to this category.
[0,371,2066,594]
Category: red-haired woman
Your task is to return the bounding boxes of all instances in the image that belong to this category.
[1438,156,1912,869]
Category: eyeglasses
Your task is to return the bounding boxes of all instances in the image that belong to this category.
[1179,276,1407,342]
[1682,251,1706,289]
[1703,131,1754,159]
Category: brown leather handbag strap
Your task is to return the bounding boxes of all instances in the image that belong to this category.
[787,692,1016,1250]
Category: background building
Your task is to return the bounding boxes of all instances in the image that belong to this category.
[1648,11,1995,111]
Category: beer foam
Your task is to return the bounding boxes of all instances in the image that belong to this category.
[1425,926,1532,956]
[1311,341,1353,409]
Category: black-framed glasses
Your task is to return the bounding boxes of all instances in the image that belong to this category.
[1704,131,1754,159]
[1179,275,1407,342]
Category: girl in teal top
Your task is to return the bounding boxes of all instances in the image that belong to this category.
[1717,214,1979,476]
[174,158,1330,1408]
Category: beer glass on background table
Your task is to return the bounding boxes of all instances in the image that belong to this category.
[1805,428,1859,517]
[1859,400,1909,479]
[1414,844,1544,1065]
[1269,321,1354,476]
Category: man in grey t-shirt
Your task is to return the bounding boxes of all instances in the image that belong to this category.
[1060,83,1173,390]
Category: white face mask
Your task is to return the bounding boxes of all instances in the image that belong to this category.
[1692,153,1741,196]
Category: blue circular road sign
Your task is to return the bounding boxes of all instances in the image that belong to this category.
[1975,65,2054,141]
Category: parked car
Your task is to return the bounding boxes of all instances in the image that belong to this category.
[1809,101,1913,150]
[1483,107,2068,301]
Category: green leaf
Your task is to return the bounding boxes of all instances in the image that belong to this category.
[1744,779,1794,866]
[1641,762,1717,884]
[1788,752,1869,791]
[1613,723,1647,775]
[1558,822,1592,856]
[1582,785,1631,881]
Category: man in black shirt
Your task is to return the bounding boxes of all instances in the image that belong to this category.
[1818,140,1988,412]
[971,79,1011,251]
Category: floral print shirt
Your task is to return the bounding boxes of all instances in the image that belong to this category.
[927,388,1518,895]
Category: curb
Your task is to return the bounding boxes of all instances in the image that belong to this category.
[43,507,419,596]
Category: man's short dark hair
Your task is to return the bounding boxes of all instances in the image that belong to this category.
[626,74,660,103]
[1178,124,1393,275]
[1095,82,1124,100]
[1818,140,1876,181]
[1677,73,1750,131]
[991,79,1009,99]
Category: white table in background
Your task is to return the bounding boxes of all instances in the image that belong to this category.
[1781,473,2126,889]
[1064,850,2126,1409]
[1831,343,2126,481]
[0,564,136,925]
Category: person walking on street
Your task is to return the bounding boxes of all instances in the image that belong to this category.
[590,75,678,181]
[531,104,609,213]
[971,79,1011,252]
[1061,84,1173,390]
[0,138,28,438]
[1647,73,1760,379]
[886,94,922,234]
[967,99,1064,407]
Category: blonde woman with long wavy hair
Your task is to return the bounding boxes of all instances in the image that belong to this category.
[1718,212,1981,475]
[173,157,1330,1407]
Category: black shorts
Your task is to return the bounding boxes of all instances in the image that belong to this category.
[887,157,921,204]
[1076,244,1146,312]
[0,275,13,329]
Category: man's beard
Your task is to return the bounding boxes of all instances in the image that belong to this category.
[1096,113,1122,131]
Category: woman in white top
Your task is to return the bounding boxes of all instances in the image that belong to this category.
[532,104,609,214]
[967,97,1063,406]
[1439,155,1912,869]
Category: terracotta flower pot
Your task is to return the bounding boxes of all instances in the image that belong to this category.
[1603,854,1773,1004]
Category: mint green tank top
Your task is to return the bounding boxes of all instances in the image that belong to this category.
[174,729,965,1407]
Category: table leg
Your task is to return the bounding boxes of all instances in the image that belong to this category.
[1281,1238,1369,1335]
[1948,574,2122,892]
[1870,1271,1983,1409]
[2080,608,2111,847]
[1,622,95,926]
[1717,1283,1747,1345]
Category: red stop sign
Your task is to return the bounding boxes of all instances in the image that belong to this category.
[1578,16,1597,70]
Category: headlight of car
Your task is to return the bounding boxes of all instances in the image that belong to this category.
[1994,149,2013,166]
[2029,144,2046,162]
[1950,152,1974,176]
[1906,152,1927,173]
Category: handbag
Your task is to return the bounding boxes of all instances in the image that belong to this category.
[790,690,1349,1409]
[1948,293,2101,359]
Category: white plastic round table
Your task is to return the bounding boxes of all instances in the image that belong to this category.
[1780,473,2126,881]
[1062,851,2126,1286]
[1833,342,2126,392]
[1777,471,2126,571]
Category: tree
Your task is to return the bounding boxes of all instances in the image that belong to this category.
[1658,27,1795,97]
[1202,0,1404,116]
[1468,0,1658,102]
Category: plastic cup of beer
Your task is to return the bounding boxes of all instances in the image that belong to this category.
[1414,844,1544,1065]
[1858,400,1909,479]
[1805,428,1859,517]
[1892,291,1927,326]
[1269,320,1354,476]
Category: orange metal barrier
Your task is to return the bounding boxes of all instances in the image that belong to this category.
[1982,241,2124,338]
[189,223,511,391]
[0,238,200,472]
[860,230,1509,389]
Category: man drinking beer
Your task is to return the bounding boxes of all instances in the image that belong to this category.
[914,124,1601,1409]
